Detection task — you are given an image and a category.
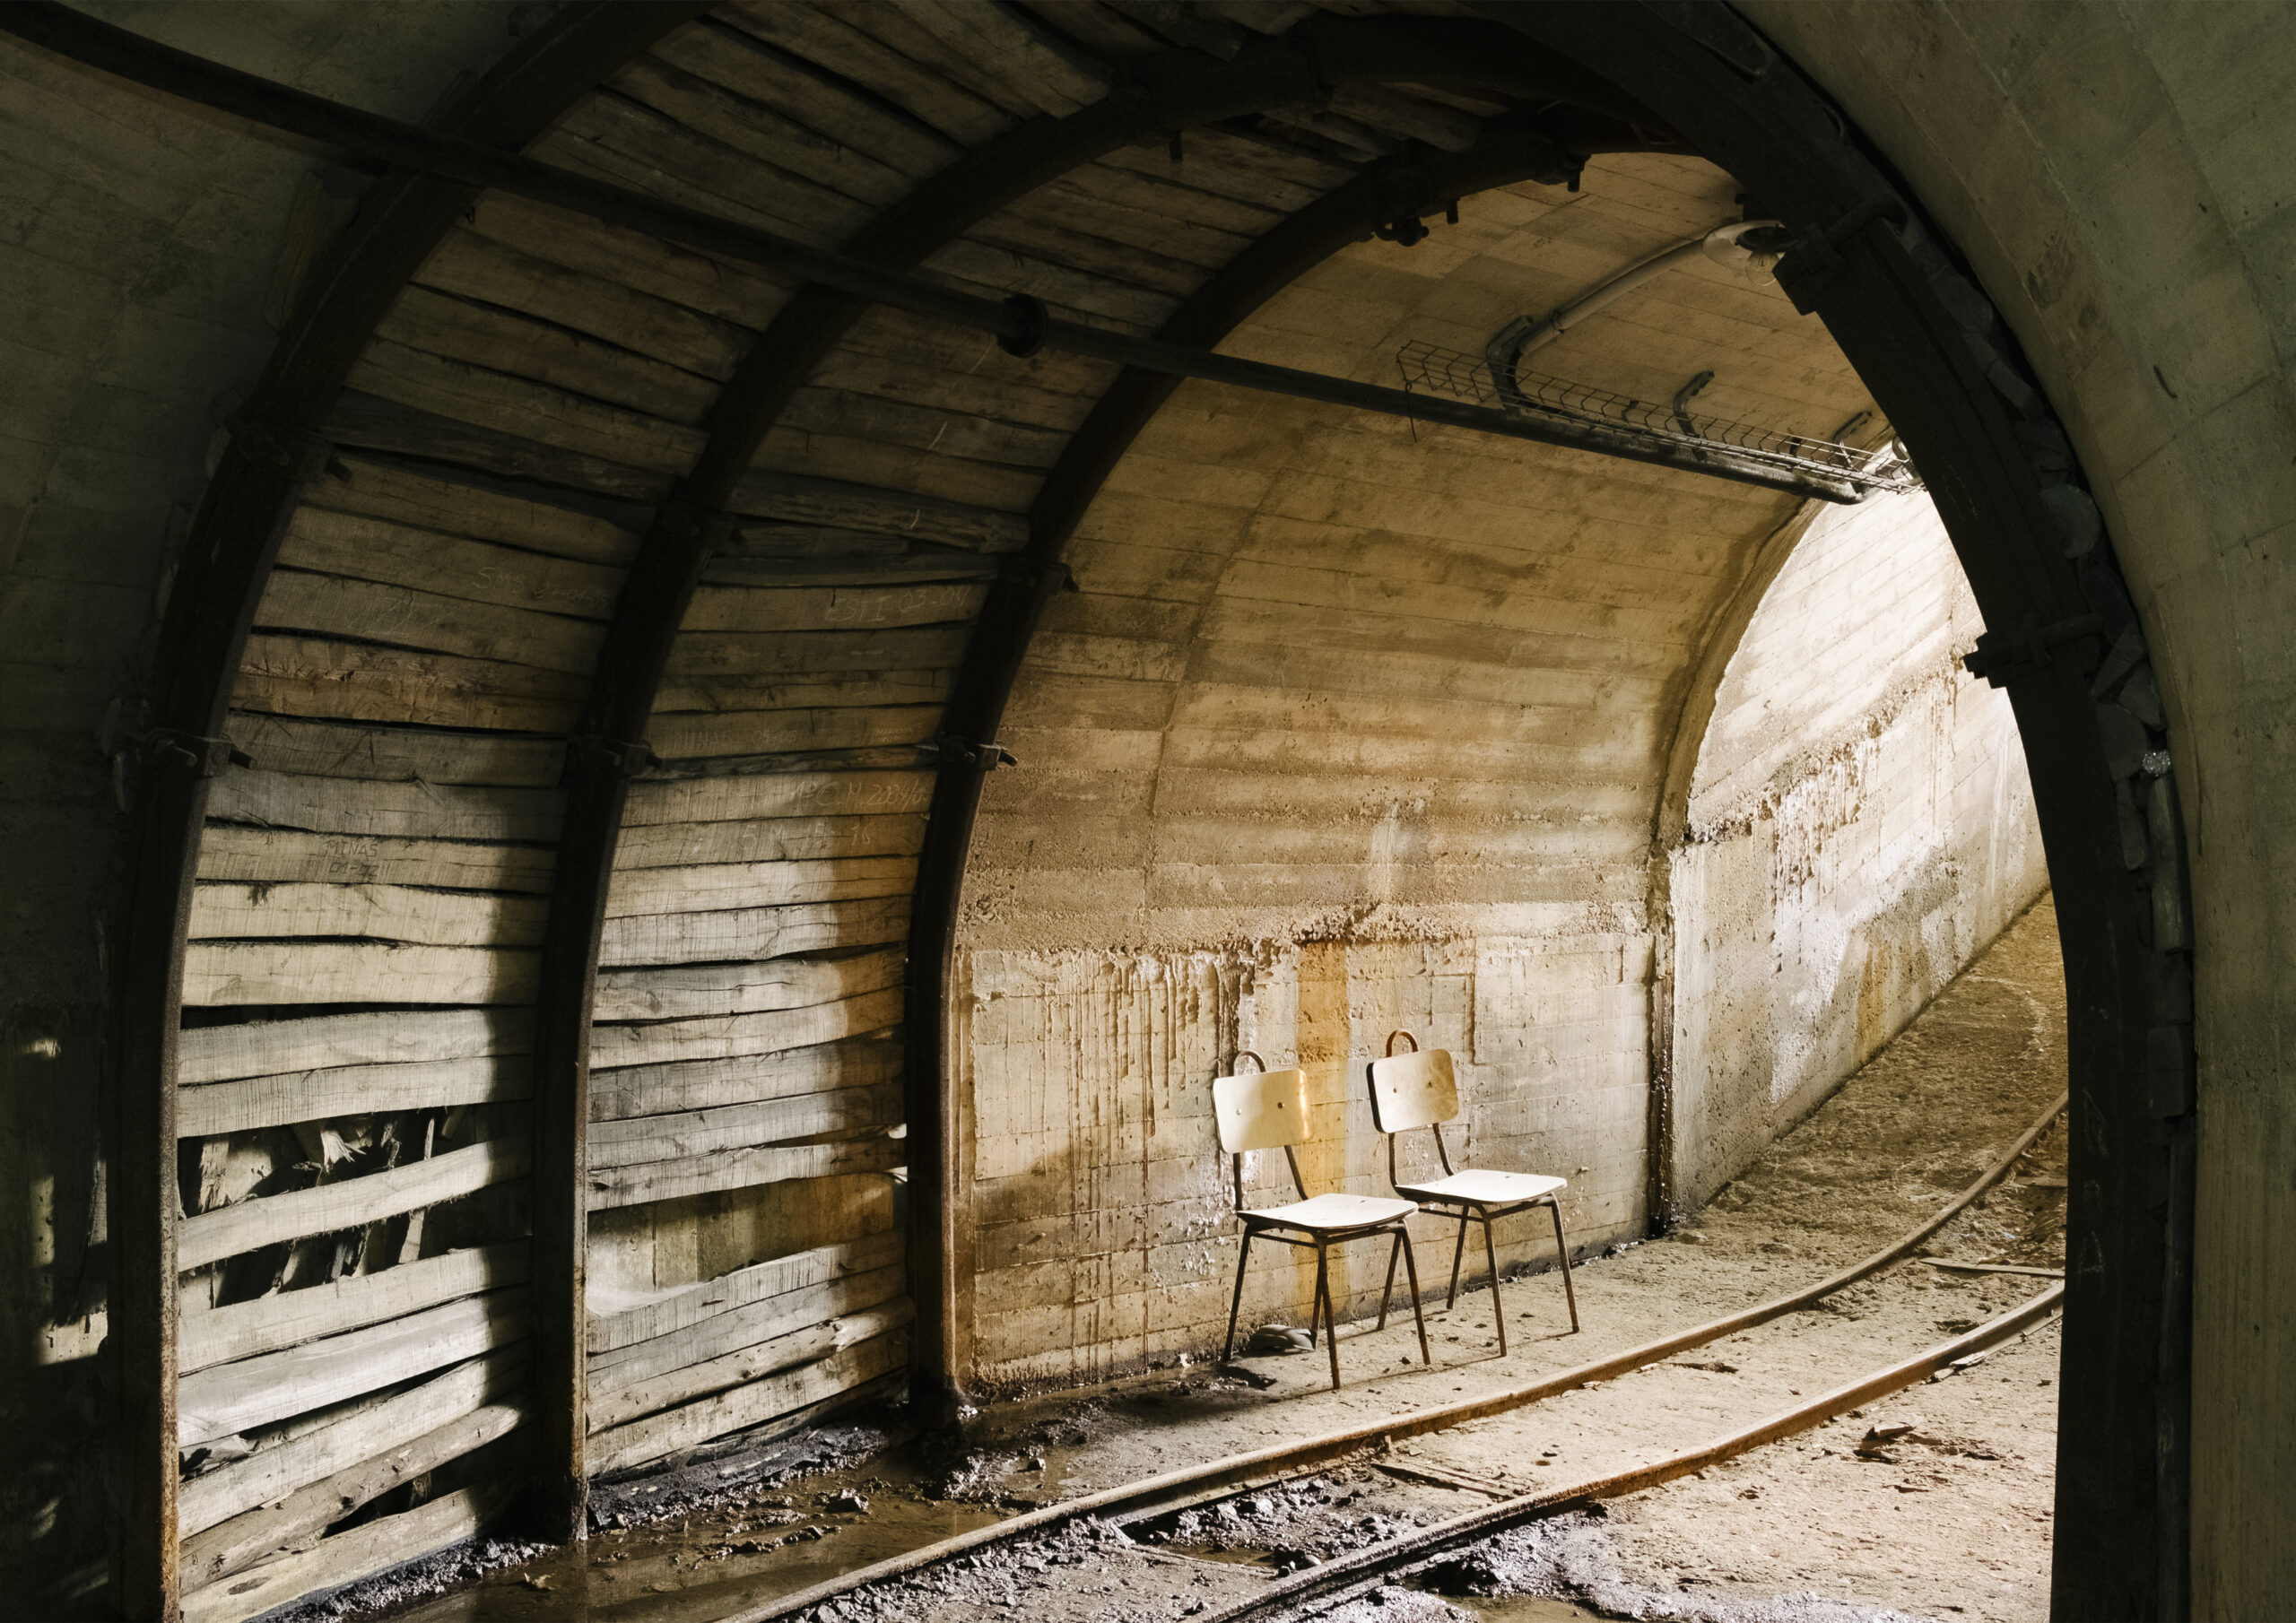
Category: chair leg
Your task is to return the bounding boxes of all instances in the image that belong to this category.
[1222,1229,1255,1365]
[1397,1228,1431,1367]
[1480,1210,1507,1357]
[1315,1242,1342,1391]
[1375,1231,1403,1332]
[1547,1198,1580,1332]
[1308,1242,1329,1349]
[1446,1212,1469,1309]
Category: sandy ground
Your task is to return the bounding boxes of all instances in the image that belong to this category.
[326,898,2066,1623]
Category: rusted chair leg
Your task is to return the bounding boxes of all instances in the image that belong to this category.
[1546,1197,1580,1332]
[1307,1241,1328,1348]
[1479,1208,1507,1356]
[1222,1228,1256,1364]
[1397,1228,1431,1366]
[1375,1230,1404,1331]
[1314,1242,1342,1390]
[1446,1211,1469,1308]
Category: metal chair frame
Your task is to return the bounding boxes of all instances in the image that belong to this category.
[1213,1053,1432,1390]
[1368,1030,1580,1355]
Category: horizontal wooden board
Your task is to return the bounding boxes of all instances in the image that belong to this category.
[586,1131,901,1210]
[329,390,677,504]
[648,703,942,762]
[179,1008,532,1088]
[717,0,1008,147]
[726,469,1027,551]
[653,669,955,716]
[178,1350,522,1538]
[550,91,869,242]
[622,769,933,826]
[651,16,961,178]
[590,1262,902,1388]
[350,337,708,473]
[597,895,909,969]
[417,224,747,379]
[197,827,556,894]
[179,1244,527,1373]
[589,985,904,1071]
[278,503,627,619]
[779,384,1065,470]
[587,1081,901,1168]
[184,942,541,1007]
[609,55,910,208]
[604,855,917,917]
[585,1325,909,1476]
[683,579,987,633]
[222,713,566,788]
[178,1139,529,1271]
[256,569,606,675]
[665,624,970,678]
[613,812,924,870]
[178,1287,528,1446]
[187,882,548,948]
[588,1298,910,1433]
[380,282,717,425]
[595,948,903,1022]
[206,768,564,842]
[459,191,787,326]
[313,453,644,566]
[181,1482,511,1623]
[590,1031,902,1122]
[587,1228,903,1353]
[181,1055,531,1139]
[235,634,586,733]
[181,1401,521,1594]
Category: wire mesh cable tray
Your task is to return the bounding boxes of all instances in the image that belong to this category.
[1396,340,1921,494]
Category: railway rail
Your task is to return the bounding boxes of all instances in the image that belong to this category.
[739,1089,2070,1622]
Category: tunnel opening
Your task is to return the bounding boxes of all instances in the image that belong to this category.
[3,5,2191,1622]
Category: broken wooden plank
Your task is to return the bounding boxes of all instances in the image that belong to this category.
[584,1327,911,1477]
[586,1229,904,1354]
[329,390,677,503]
[181,1401,522,1594]
[312,452,645,566]
[590,1031,902,1123]
[179,1350,522,1538]
[179,1008,532,1088]
[379,282,718,425]
[590,1265,903,1390]
[589,1299,912,1433]
[725,469,1027,551]
[585,1133,902,1211]
[178,1140,530,1271]
[181,1481,512,1623]
[179,1245,526,1373]
[180,1055,529,1139]
[178,1288,528,1446]
[255,568,607,674]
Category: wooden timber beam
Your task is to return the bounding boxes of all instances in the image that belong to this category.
[1469,4,2197,1616]
[33,6,713,1615]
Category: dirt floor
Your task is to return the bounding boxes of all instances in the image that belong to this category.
[322,897,2067,1623]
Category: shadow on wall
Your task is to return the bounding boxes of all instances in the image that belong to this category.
[962,935,1648,1392]
[1667,491,2051,1213]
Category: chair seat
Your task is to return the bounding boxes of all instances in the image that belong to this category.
[1397,1169,1566,1208]
[1242,1192,1418,1233]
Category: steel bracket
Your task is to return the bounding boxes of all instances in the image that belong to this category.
[1962,612,2105,688]
[1774,195,1907,315]
[566,734,656,777]
[928,734,1019,771]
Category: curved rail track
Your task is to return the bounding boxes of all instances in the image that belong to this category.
[738,1089,2070,1622]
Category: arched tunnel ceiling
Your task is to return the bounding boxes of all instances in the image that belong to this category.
[967,152,1874,949]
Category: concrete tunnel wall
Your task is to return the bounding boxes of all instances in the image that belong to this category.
[1669,491,2049,1211]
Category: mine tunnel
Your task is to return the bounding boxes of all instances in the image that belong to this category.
[1,4,2284,1621]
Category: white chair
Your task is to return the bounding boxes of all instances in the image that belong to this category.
[1366,1030,1579,1354]
[1213,1053,1432,1390]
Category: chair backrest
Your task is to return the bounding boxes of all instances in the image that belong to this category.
[1212,1055,1309,1153]
[1366,1031,1459,1133]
